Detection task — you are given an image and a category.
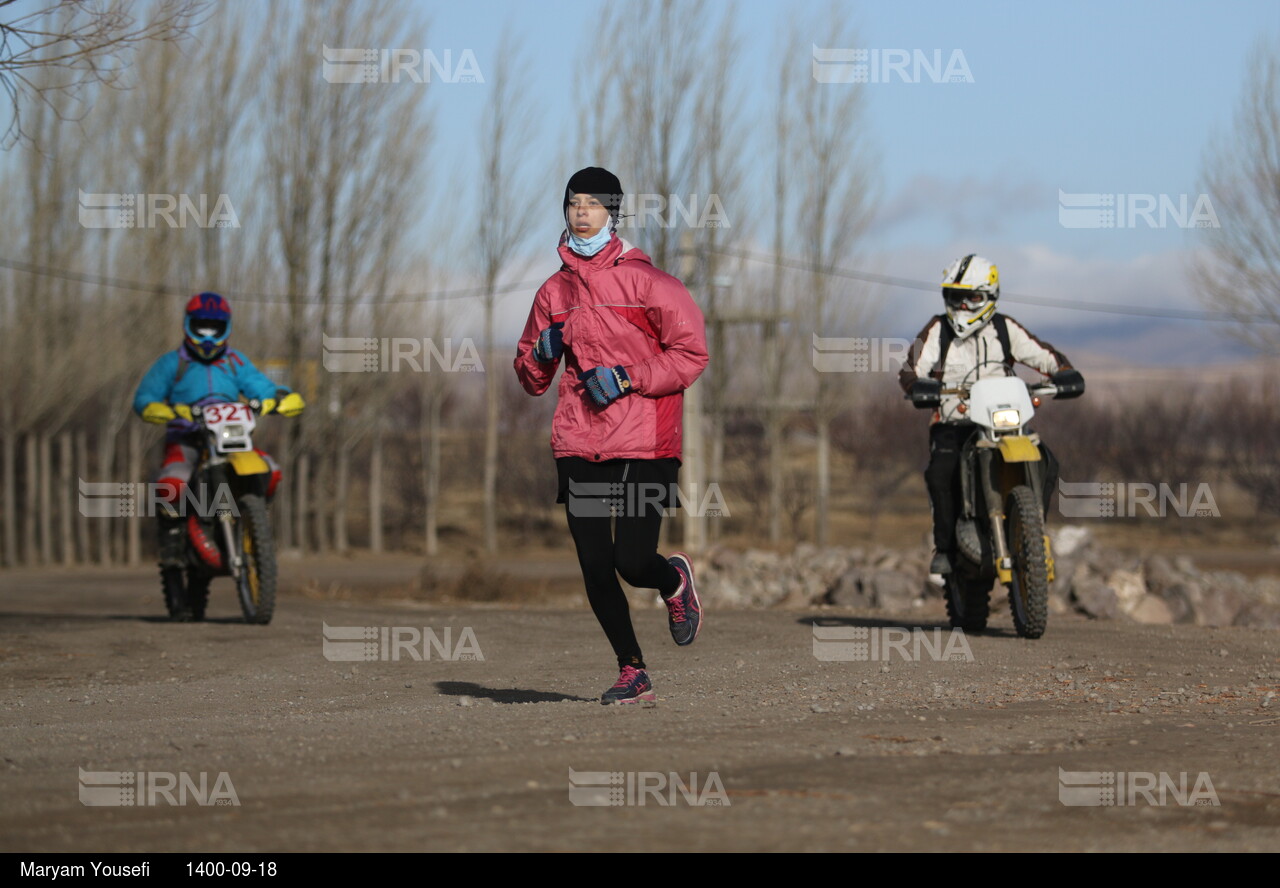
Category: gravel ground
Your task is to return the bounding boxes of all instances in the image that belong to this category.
[1,565,1277,852]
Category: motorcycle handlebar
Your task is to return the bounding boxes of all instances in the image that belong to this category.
[188,398,262,419]
[936,382,1060,398]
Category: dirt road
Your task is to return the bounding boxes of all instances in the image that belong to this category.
[1,564,1278,852]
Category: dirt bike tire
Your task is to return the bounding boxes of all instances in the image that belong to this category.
[186,568,211,622]
[944,567,991,632]
[235,494,276,625]
[161,566,192,622]
[1007,484,1050,639]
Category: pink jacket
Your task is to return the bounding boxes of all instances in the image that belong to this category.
[514,233,708,462]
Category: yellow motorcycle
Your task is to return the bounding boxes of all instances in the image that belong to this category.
[165,396,278,624]
[910,364,1084,638]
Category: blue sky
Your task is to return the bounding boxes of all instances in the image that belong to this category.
[7,0,1273,363]
[412,0,1280,362]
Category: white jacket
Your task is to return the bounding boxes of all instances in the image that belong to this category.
[899,313,1072,424]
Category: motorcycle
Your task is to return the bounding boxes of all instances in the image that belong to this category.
[909,363,1084,638]
[161,395,278,624]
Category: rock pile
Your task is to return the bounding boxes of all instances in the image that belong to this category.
[697,526,1280,628]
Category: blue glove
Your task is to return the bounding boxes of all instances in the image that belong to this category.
[533,321,565,363]
[580,365,632,407]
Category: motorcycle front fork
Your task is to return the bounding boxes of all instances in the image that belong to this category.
[217,510,243,581]
[977,449,1013,578]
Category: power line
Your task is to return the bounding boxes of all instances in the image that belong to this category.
[708,246,1280,326]
[0,256,546,305]
[6,247,1276,325]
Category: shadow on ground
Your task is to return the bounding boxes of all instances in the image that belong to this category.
[435,680,594,704]
[795,613,1018,639]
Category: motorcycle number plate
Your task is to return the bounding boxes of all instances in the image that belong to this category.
[203,402,256,453]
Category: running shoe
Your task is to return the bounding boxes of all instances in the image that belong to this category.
[601,665,656,706]
[665,552,702,646]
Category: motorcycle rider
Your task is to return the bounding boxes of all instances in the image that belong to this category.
[899,255,1084,576]
[133,292,305,619]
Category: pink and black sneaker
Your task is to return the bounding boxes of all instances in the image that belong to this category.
[601,665,656,706]
[665,552,702,646]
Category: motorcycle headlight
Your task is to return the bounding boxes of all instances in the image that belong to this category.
[991,408,1021,429]
[220,423,246,439]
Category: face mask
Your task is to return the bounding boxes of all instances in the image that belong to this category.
[566,211,614,256]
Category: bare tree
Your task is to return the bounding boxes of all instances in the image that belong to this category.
[691,14,745,544]
[791,6,877,546]
[595,0,708,273]
[0,0,208,147]
[256,0,433,552]
[478,30,534,553]
[1193,35,1280,353]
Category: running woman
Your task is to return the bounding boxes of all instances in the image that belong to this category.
[514,167,709,705]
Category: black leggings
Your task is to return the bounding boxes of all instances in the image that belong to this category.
[558,458,683,669]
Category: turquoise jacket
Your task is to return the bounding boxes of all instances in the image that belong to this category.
[133,345,284,415]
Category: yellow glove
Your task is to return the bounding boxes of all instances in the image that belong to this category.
[173,404,193,420]
[260,397,277,416]
[276,392,306,417]
[141,402,176,424]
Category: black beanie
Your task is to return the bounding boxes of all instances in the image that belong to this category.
[564,167,623,222]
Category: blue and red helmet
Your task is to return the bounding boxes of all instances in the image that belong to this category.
[184,292,231,361]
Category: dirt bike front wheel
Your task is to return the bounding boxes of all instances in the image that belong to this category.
[1006,484,1050,639]
[944,565,992,632]
[235,494,276,625]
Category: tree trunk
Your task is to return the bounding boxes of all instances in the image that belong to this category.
[369,430,383,553]
[2,433,15,567]
[294,452,310,554]
[75,431,89,565]
[37,434,51,565]
[816,414,830,547]
[424,390,441,557]
[58,432,73,566]
[23,435,37,565]
[708,313,726,544]
[126,421,141,566]
[97,423,116,566]
[277,437,293,551]
[483,299,498,553]
[334,445,349,554]
[313,451,330,554]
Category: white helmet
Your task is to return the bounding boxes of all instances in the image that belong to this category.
[941,253,999,339]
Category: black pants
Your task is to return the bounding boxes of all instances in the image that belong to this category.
[925,423,1061,553]
[925,423,971,553]
[558,457,683,670]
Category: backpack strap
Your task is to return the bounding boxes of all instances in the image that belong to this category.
[936,313,1013,373]
[174,353,189,385]
[993,314,1013,368]
[933,315,955,377]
